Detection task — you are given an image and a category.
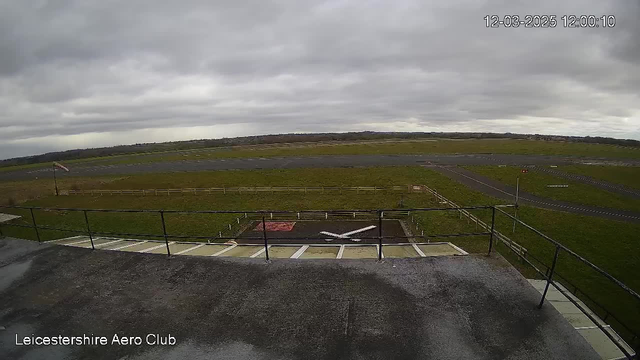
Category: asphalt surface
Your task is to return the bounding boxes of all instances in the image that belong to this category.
[3,153,640,181]
[237,220,406,244]
[530,166,640,199]
[432,166,640,223]
[0,237,599,360]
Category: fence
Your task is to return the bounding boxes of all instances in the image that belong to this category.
[61,185,416,196]
[420,184,528,257]
[492,207,638,358]
[0,205,497,265]
[418,185,638,357]
[0,202,637,358]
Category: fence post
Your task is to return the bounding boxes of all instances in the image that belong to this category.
[378,211,383,261]
[488,206,496,255]
[262,216,270,261]
[160,211,171,257]
[83,210,95,250]
[29,208,41,243]
[538,246,561,309]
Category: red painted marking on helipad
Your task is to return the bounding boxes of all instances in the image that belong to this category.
[254,222,296,232]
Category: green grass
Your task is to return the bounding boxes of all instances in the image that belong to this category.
[1,166,638,343]
[3,138,640,173]
[1,192,435,242]
[561,165,640,191]
[465,165,640,212]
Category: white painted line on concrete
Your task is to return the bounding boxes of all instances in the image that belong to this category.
[448,242,469,255]
[65,239,92,246]
[95,239,124,248]
[575,325,611,330]
[211,245,236,256]
[112,240,147,251]
[337,245,345,259]
[175,244,205,255]
[140,242,175,253]
[412,243,426,257]
[291,245,309,259]
[250,246,270,258]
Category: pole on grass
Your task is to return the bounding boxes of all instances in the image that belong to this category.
[512,176,519,233]
[53,164,59,196]
[262,216,269,261]
[488,206,496,255]
[538,246,561,309]
[160,211,171,257]
[83,210,95,250]
[30,208,41,243]
[377,211,383,261]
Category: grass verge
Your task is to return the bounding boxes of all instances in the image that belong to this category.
[464,165,640,212]
[1,166,638,343]
[3,138,640,173]
[560,165,640,191]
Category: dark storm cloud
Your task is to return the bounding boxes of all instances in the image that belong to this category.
[0,0,639,159]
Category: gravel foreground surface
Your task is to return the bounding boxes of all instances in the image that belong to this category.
[0,237,598,360]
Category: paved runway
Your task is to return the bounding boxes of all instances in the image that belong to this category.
[431,166,640,223]
[3,153,638,181]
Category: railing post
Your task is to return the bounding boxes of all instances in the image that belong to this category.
[538,245,561,309]
[83,210,95,250]
[378,210,383,261]
[30,208,41,243]
[488,206,496,255]
[160,211,171,257]
[262,216,269,261]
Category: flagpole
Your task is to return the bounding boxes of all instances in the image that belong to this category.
[53,164,59,196]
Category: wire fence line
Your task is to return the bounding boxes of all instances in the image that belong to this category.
[59,183,528,255]
[61,185,418,196]
[417,185,638,356]
[419,184,528,257]
[0,200,637,355]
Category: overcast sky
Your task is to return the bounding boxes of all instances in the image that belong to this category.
[1,0,639,159]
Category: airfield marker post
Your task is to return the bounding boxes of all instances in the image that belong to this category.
[83,210,95,250]
[30,208,41,243]
[262,216,270,261]
[538,245,561,309]
[52,164,59,196]
[488,207,496,255]
[377,211,383,261]
[160,211,171,257]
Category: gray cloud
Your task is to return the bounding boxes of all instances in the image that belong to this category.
[1,0,639,159]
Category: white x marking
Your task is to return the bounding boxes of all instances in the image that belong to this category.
[319,225,376,242]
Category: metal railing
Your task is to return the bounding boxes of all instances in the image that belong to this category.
[0,203,637,358]
[494,207,638,359]
[0,204,496,260]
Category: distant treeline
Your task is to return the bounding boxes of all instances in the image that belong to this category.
[1,131,639,168]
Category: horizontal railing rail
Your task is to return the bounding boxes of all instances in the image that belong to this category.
[493,207,638,359]
[0,202,635,358]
